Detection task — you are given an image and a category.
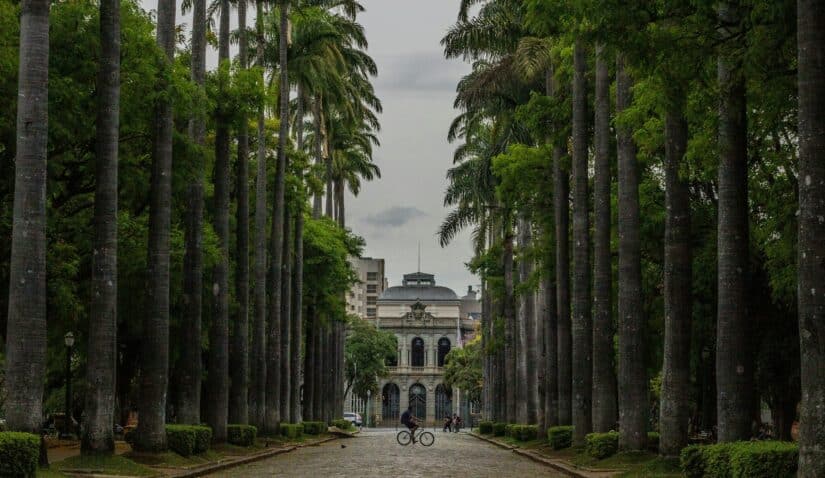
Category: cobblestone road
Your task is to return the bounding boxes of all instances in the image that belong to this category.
[208,429,564,478]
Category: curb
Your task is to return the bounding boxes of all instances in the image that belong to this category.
[468,432,604,478]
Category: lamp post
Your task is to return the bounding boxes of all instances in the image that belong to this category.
[64,332,75,438]
[366,390,371,428]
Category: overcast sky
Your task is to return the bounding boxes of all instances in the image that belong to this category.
[139,0,478,294]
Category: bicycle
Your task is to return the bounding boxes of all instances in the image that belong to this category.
[397,426,435,446]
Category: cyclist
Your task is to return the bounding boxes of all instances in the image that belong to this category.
[400,406,420,443]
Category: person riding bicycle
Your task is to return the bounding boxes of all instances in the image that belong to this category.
[400,406,420,443]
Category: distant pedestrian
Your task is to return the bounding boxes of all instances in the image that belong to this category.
[443,415,452,432]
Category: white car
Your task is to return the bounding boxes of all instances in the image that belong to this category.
[343,412,362,427]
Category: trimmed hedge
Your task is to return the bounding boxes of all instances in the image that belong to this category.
[165,425,212,457]
[0,432,39,478]
[331,419,354,430]
[478,421,494,435]
[301,421,327,435]
[680,441,798,478]
[279,423,304,439]
[505,424,539,442]
[548,426,573,450]
[585,431,619,459]
[227,424,257,447]
[493,422,507,437]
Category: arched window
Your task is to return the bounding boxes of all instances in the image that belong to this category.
[382,383,400,424]
[411,337,425,367]
[435,384,452,419]
[437,337,451,367]
[409,383,427,420]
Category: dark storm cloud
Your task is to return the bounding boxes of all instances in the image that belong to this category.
[363,206,427,228]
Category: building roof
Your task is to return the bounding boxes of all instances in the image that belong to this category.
[378,271,459,301]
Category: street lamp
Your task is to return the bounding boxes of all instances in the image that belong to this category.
[64,332,75,438]
[366,390,371,428]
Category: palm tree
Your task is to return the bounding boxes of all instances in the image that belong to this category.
[796,0,825,475]
[206,0,231,442]
[517,217,536,423]
[230,0,250,426]
[136,0,176,451]
[178,0,206,427]
[280,206,292,421]
[82,0,120,454]
[715,0,752,443]
[592,44,617,433]
[616,53,646,451]
[571,39,592,446]
[5,0,50,434]
[250,0,268,431]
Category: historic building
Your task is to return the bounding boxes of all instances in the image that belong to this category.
[347,271,481,426]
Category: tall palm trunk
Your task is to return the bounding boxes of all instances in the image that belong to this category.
[230,0,250,426]
[312,96,324,218]
[280,208,292,421]
[5,0,49,435]
[207,0,231,442]
[551,64,572,427]
[179,0,206,426]
[616,54,646,451]
[797,0,825,475]
[136,0,175,451]
[592,45,618,433]
[303,310,316,419]
[543,276,559,429]
[250,0,268,431]
[571,39,592,445]
[518,217,536,423]
[266,0,290,432]
[83,0,119,454]
[715,0,752,443]
[291,209,304,423]
[503,226,517,423]
[659,108,692,457]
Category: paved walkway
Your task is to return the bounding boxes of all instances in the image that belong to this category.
[206,429,564,478]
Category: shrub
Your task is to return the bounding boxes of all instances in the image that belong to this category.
[227,425,257,447]
[301,421,326,435]
[191,426,212,454]
[729,441,798,478]
[548,426,574,450]
[504,424,517,438]
[330,419,354,430]
[164,425,212,456]
[279,423,304,439]
[478,421,494,434]
[647,432,660,453]
[585,431,619,459]
[681,444,705,478]
[493,422,506,436]
[703,443,734,478]
[0,432,39,478]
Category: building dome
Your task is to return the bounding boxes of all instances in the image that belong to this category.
[378,272,459,302]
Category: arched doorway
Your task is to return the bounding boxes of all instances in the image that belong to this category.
[409,383,427,420]
[437,337,451,367]
[411,337,425,366]
[435,384,452,420]
[382,383,400,424]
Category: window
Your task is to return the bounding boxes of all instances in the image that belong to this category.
[437,338,451,367]
[367,272,378,281]
[411,337,425,366]
[366,296,376,306]
[367,284,377,293]
[366,308,376,317]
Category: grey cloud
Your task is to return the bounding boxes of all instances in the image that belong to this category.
[363,206,427,228]
[373,52,467,92]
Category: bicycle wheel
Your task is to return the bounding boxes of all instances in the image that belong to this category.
[419,431,435,447]
[396,430,412,446]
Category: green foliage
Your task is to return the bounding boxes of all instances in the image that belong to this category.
[345,317,397,400]
[548,426,573,450]
[585,431,619,459]
[301,422,327,435]
[279,423,304,439]
[165,425,212,457]
[443,337,482,404]
[478,421,494,434]
[227,425,257,447]
[0,432,39,477]
[330,419,354,431]
[506,424,539,441]
[493,422,507,436]
[54,455,154,477]
[681,442,798,478]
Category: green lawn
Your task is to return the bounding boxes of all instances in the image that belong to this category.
[53,454,156,476]
[37,468,68,478]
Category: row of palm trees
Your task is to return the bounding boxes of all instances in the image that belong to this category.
[440,1,825,476]
[4,0,380,456]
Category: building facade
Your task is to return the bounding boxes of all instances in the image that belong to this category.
[346,257,387,319]
[346,272,480,426]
